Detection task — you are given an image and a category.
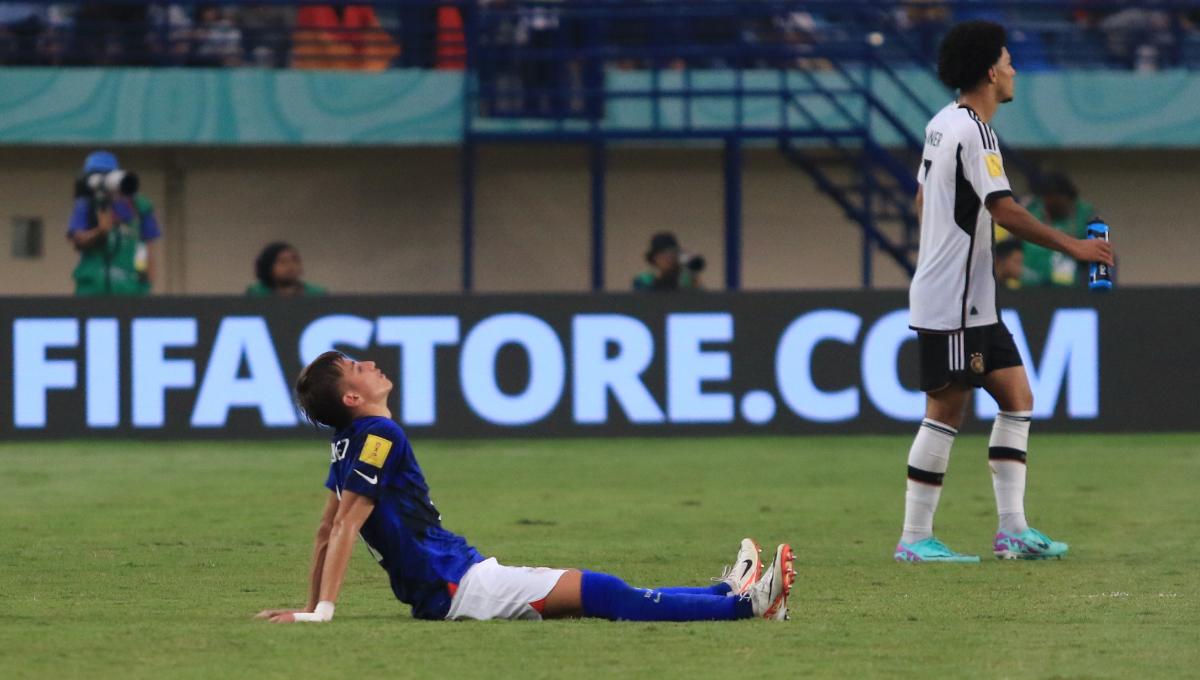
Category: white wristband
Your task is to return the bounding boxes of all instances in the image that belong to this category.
[293,601,335,622]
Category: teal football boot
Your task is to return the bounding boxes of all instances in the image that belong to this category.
[894,536,981,563]
[994,527,1069,560]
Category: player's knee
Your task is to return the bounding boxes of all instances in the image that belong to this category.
[1007,386,1033,412]
[925,388,969,427]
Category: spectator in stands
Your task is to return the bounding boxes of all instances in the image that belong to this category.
[248,242,327,296]
[147,3,194,66]
[67,151,161,296]
[994,238,1024,290]
[39,4,73,65]
[240,3,295,67]
[633,232,703,292]
[1100,5,1173,70]
[1021,172,1096,287]
[0,3,46,65]
[191,5,242,67]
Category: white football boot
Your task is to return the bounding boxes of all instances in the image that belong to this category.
[715,538,764,595]
[746,543,796,620]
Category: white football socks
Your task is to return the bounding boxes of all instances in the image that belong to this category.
[989,410,1032,535]
[901,419,957,544]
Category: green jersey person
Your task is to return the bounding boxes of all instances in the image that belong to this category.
[633,232,703,291]
[67,151,161,296]
[247,242,327,296]
[1022,172,1095,287]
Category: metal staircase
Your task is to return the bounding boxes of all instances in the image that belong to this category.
[458,0,1026,288]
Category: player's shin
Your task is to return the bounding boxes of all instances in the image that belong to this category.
[901,419,957,544]
[579,572,752,621]
[989,410,1031,534]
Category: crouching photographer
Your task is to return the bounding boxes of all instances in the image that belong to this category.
[633,231,704,292]
[67,151,162,296]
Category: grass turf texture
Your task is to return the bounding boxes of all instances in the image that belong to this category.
[2,434,1198,679]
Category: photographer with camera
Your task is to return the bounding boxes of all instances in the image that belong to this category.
[632,231,704,292]
[67,151,161,296]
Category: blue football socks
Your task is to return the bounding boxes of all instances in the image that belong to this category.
[580,571,752,621]
[655,583,732,597]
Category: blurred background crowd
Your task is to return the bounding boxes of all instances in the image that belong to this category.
[4,1,1200,71]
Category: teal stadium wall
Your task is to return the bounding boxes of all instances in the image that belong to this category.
[2,68,1199,295]
[3,68,1200,147]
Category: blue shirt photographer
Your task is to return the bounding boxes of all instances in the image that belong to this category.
[66,151,162,296]
[67,195,162,243]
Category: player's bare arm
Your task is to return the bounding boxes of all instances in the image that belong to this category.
[988,196,1113,266]
[255,491,348,622]
[306,492,339,609]
[263,490,375,624]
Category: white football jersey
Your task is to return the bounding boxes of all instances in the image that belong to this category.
[909,102,1013,332]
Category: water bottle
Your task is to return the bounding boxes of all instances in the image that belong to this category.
[1086,217,1112,291]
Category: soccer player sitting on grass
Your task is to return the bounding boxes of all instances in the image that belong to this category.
[255,351,795,624]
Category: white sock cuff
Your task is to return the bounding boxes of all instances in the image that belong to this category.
[990,411,1031,451]
[910,420,956,473]
[921,418,958,436]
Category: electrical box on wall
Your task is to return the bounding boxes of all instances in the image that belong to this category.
[11,217,43,259]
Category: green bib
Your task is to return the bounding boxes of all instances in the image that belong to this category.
[73,196,152,296]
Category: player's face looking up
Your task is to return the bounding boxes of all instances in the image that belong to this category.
[296,351,392,429]
[336,357,393,411]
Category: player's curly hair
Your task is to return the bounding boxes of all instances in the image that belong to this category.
[937,21,1007,92]
[296,350,351,430]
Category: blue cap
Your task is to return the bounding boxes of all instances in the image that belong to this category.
[83,151,119,173]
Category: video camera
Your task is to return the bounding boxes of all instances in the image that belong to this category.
[681,253,706,273]
[74,169,139,211]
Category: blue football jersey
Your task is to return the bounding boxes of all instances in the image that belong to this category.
[325,416,484,620]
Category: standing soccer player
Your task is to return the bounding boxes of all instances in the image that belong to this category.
[256,351,795,623]
[894,21,1114,563]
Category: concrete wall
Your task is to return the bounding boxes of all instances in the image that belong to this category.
[0,146,1195,295]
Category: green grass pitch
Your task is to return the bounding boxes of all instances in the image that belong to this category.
[2,434,1198,679]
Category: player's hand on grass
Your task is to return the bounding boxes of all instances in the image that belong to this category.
[1070,237,1114,266]
[254,608,304,622]
[256,601,335,623]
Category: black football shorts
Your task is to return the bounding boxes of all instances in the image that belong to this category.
[916,321,1023,392]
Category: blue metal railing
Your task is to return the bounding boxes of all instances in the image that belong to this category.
[461,1,946,288]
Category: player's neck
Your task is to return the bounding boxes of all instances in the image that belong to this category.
[958,90,999,124]
[351,403,392,422]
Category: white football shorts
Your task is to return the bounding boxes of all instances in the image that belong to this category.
[445,557,567,621]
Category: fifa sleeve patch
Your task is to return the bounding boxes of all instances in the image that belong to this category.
[359,434,393,468]
[985,154,1004,178]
